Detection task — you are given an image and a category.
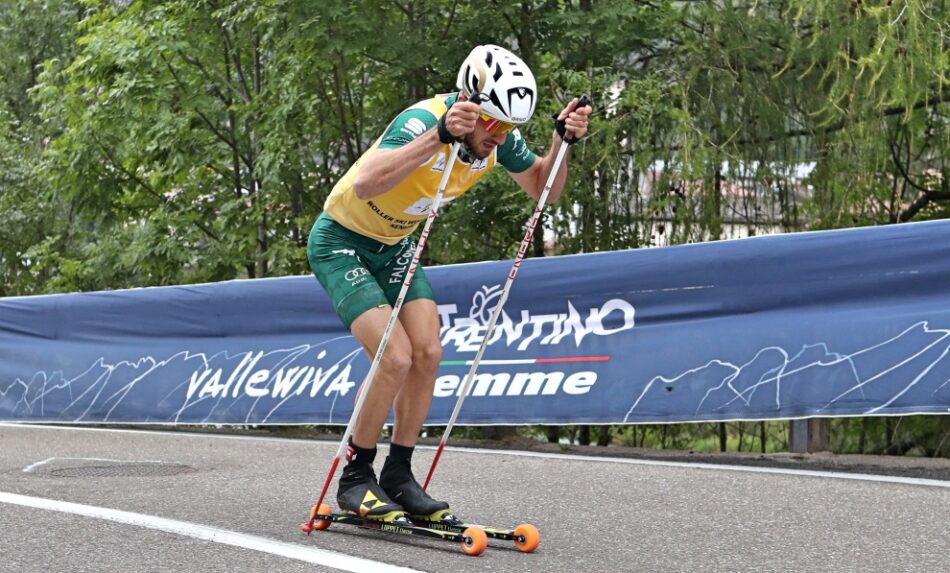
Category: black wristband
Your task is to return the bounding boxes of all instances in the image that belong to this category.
[553,113,581,145]
[437,114,459,144]
[553,95,592,145]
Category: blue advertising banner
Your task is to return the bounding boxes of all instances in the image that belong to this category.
[2,220,950,425]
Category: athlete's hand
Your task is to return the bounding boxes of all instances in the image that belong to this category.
[444,97,480,139]
[556,97,591,141]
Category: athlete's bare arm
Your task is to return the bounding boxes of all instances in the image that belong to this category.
[508,98,590,203]
[353,100,481,200]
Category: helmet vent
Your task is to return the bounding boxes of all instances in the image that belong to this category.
[489,91,505,114]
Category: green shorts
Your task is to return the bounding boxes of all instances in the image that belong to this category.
[307,212,435,329]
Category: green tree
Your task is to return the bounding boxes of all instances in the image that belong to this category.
[0,0,84,296]
[785,0,950,226]
[30,1,335,288]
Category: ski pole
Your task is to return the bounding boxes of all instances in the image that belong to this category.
[423,95,591,491]
[302,139,462,533]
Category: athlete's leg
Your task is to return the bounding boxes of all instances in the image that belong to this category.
[348,305,413,449]
[391,298,442,446]
[331,305,415,517]
[308,214,418,517]
[377,298,450,517]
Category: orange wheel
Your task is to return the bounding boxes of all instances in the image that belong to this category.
[513,523,540,553]
[461,526,488,556]
[311,503,332,531]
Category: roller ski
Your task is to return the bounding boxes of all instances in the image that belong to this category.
[300,502,489,556]
[300,448,489,556]
[378,453,540,553]
[409,511,540,554]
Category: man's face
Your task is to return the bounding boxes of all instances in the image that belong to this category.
[463,116,513,159]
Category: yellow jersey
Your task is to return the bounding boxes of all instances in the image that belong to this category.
[323,93,536,245]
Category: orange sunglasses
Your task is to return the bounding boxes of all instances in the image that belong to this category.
[478,113,515,136]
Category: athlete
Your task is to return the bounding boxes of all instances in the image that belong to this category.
[307,44,590,520]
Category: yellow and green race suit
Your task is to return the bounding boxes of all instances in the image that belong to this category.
[308,93,537,328]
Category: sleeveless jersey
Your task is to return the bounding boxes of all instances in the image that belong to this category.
[323,93,536,245]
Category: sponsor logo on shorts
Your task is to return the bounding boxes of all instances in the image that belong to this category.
[388,248,413,284]
[345,267,370,285]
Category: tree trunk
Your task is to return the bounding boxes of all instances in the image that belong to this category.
[859,417,869,453]
[577,425,591,446]
[710,165,723,240]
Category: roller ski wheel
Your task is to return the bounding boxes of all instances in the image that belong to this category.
[513,523,541,553]
[300,505,488,556]
[411,512,541,553]
[462,526,488,556]
[300,503,333,532]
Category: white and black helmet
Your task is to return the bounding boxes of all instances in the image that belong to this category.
[456,44,537,124]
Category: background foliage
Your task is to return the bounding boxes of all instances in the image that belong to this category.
[1,0,948,455]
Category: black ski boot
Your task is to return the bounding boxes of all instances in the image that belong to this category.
[336,442,405,521]
[379,445,453,521]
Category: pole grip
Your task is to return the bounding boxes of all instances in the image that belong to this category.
[557,94,592,144]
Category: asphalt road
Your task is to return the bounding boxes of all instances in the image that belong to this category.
[1,424,947,572]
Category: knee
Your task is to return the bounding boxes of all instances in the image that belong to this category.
[381,348,413,382]
[412,341,443,374]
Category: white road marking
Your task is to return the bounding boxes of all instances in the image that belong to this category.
[447,446,950,489]
[0,491,424,573]
[21,457,56,473]
[2,422,948,488]
[22,457,170,473]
